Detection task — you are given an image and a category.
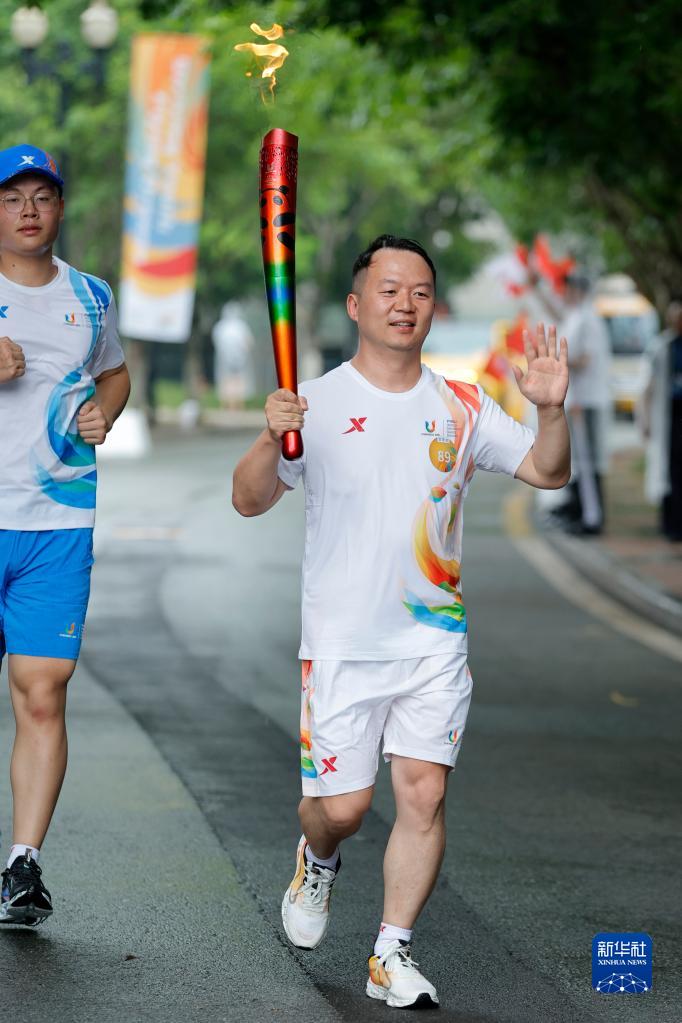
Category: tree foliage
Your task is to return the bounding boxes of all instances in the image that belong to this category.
[5,0,673,328]
[0,0,491,346]
[306,0,682,307]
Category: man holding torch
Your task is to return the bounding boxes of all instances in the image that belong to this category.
[233,234,570,1009]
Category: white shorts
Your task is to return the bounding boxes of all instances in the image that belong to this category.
[299,652,473,797]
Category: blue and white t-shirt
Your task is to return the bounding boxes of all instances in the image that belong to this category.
[0,256,125,530]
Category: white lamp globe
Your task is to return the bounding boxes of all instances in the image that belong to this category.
[80,0,119,50]
[10,6,49,49]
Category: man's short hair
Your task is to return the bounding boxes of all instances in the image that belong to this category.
[352,234,437,290]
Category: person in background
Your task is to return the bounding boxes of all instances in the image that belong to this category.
[533,272,612,535]
[212,301,254,411]
[639,299,682,541]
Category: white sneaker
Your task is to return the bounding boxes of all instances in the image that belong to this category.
[367,941,439,1009]
[281,836,339,949]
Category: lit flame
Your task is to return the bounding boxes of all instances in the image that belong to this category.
[249,22,284,42]
[235,23,289,99]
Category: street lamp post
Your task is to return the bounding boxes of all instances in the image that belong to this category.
[9,0,119,262]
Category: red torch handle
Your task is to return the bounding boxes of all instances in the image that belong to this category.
[282,430,303,459]
[260,128,303,462]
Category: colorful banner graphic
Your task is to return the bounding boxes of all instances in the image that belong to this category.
[119,34,210,343]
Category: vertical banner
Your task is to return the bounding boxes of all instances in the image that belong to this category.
[120,34,210,343]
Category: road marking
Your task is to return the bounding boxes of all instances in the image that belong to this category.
[610,690,639,708]
[504,489,534,538]
[504,490,682,666]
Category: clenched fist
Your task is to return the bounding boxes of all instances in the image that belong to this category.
[265,388,308,442]
[77,400,110,445]
[0,337,26,383]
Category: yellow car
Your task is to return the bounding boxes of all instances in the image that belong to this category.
[421,316,526,420]
[594,280,658,416]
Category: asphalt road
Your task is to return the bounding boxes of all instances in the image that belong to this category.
[1,426,680,1023]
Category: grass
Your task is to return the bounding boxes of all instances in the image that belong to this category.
[154,379,267,411]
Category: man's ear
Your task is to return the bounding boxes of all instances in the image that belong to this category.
[347,292,359,322]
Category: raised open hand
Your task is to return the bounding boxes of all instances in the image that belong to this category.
[512,322,569,409]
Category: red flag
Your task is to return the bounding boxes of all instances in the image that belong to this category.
[505,313,529,355]
[481,351,508,382]
[532,235,575,294]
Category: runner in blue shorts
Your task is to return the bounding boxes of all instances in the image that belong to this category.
[0,144,130,925]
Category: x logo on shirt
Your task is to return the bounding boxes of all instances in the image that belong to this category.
[0,307,8,318]
[342,417,367,434]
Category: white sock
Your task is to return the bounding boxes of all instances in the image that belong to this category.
[8,844,40,869]
[305,843,339,871]
[374,922,413,957]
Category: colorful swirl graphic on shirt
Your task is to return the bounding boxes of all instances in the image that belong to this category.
[34,269,112,508]
[403,379,480,633]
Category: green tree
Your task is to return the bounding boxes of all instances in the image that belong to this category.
[0,0,141,282]
[306,0,682,308]
[201,8,490,347]
[1,0,490,352]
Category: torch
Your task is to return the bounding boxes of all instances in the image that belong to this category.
[259,128,302,461]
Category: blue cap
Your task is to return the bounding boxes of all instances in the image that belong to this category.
[0,144,64,191]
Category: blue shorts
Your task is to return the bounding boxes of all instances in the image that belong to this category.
[0,529,94,661]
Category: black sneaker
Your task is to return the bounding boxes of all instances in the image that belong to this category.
[0,852,53,926]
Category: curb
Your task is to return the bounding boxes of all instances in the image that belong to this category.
[540,521,682,637]
[506,490,682,639]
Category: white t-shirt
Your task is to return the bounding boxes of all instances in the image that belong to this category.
[560,301,612,410]
[278,362,535,660]
[0,257,125,530]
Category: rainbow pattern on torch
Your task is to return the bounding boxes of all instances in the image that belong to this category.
[259,128,302,460]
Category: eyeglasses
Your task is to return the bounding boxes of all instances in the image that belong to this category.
[0,193,60,215]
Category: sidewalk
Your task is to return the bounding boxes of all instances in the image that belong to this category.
[540,446,682,635]
[0,662,338,1023]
